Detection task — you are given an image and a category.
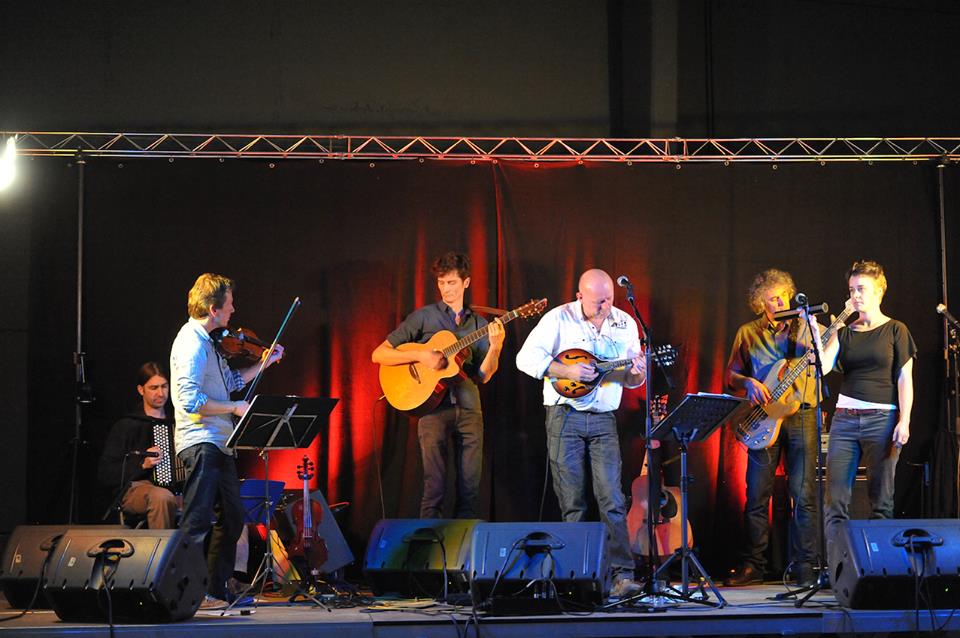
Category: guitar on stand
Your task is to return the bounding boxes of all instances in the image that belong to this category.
[379,298,547,415]
[627,394,693,561]
[287,456,330,606]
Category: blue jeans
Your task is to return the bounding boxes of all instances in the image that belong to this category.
[825,408,899,564]
[741,408,818,571]
[178,443,245,599]
[545,405,633,578]
[417,406,483,518]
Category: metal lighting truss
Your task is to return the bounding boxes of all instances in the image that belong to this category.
[3,132,960,163]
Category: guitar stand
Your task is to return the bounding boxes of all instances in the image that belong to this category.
[286,535,332,610]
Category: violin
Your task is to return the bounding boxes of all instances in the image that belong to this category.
[288,456,329,576]
[211,326,278,369]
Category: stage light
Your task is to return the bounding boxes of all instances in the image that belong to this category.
[0,137,16,191]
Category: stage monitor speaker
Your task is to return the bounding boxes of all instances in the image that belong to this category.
[830,518,960,609]
[43,527,207,622]
[0,525,123,610]
[363,518,480,598]
[470,521,610,613]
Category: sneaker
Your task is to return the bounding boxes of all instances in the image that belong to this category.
[199,595,228,610]
[609,577,642,599]
[724,564,763,587]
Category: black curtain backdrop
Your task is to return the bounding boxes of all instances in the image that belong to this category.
[17,157,957,575]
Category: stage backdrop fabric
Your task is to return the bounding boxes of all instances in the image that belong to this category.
[16,157,954,574]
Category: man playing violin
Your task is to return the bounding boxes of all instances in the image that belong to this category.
[372,252,504,519]
[170,273,284,608]
[515,268,646,599]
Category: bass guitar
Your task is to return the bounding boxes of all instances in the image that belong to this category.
[380,298,547,416]
[550,343,678,399]
[733,300,854,449]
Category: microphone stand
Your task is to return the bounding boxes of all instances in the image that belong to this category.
[619,281,665,608]
[775,300,830,606]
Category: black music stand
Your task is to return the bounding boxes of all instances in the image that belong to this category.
[224,395,338,612]
[629,392,744,609]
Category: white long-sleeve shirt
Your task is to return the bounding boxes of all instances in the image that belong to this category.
[515,300,643,412]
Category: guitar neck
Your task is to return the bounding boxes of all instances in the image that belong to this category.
[769,307,854,401]
[441,308,520,357]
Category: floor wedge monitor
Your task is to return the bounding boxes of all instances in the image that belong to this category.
[43,527,207,622]
[830,518,960,609]
[363,518,480,598]
[470,521,610,614]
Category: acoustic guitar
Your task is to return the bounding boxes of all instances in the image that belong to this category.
[626,394,692,557]
[379,298,547,416]
[550,343,678,399]
[732,300,854,450]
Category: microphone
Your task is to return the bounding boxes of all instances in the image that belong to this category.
[772,302,829,322]
[126,450,160,458]
[937,303,960,329]
[616,275,635,301]
[795,292,808,305]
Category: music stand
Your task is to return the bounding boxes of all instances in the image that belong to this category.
[630,392,744,609]
[224,395,338,612]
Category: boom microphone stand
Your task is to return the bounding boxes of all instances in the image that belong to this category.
[775,296,830,606]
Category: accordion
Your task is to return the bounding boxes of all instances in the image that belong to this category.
[151,422,186,491]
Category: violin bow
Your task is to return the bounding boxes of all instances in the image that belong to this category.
[242,296,301,403]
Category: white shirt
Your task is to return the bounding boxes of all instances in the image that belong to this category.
[515,300,643,412]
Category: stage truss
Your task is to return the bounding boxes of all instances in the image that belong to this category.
[4,132,960,163]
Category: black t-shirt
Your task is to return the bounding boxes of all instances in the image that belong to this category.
[836,319,916,405]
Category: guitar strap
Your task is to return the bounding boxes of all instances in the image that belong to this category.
[787,319,800,359]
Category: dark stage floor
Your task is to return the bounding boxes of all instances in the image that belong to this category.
[2,584,959,638]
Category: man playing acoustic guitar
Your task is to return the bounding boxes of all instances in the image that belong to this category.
[724,269,821,588]
[372,252,504,519]
[515,268,646,599]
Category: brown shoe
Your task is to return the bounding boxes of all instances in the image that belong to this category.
[724,564,763,587]
[199,595,228,610]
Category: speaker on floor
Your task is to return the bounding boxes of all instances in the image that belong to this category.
[43,527,207,622]
[0,525,123,610]
[830,518,960,609]
[363,518,480,597]
[470,521,610,613]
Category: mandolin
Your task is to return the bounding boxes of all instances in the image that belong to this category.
[550,343,678,399]
[379,298,547,416]
[732,300,854,450]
